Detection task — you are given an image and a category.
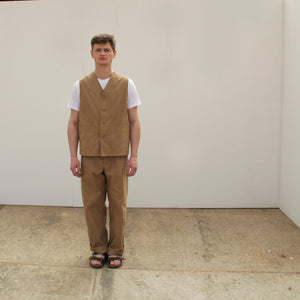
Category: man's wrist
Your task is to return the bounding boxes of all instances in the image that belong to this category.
[130,154,138,160]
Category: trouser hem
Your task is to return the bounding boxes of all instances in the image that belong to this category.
[108,249,124,256]
[92,246,108,254]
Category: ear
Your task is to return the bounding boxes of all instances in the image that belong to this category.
[113,50,117,58]
[90,49,94,58]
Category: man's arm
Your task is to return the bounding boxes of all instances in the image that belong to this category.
[127,106,141,177]
[67,109,82,177]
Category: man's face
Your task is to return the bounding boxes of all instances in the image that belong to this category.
[90,42,116,66]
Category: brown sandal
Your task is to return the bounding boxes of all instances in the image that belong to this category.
[107,256,123,268]
[89,253,108,269]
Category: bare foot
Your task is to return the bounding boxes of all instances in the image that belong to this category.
[90,253,107,268]
[108,255,123,268]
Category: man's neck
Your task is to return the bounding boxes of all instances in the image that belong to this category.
[94,66,113,80]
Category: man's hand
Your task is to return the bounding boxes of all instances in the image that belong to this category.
[127,157,138,177]
[70,157,82,178]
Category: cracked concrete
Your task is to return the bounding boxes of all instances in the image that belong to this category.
[0,206,299,299]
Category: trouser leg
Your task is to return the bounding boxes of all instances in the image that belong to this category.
[81,156,108,254]
[104,156,128,256]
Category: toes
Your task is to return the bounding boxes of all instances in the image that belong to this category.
[108,255,122,267]
[111,260,121,266]
[91,259,103,267]
[91,260,101,265]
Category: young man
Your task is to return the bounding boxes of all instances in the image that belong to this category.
[67,34,141,268]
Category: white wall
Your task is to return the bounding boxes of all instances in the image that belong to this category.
[280,0,300,227]
[0,0,283,208]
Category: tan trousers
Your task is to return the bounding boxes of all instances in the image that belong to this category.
[81,156,128,256]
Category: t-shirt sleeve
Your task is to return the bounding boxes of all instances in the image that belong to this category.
[127,78,141,109]
[67,80,80,111]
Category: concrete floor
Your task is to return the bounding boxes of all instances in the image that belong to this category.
[0,206,299,300]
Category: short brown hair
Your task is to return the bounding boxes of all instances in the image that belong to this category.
[91,34,116,51]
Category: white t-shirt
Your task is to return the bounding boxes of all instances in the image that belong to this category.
[68,77,141,111]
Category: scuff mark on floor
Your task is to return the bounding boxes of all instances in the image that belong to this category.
[193,212,216,262]
[98,268,114,300]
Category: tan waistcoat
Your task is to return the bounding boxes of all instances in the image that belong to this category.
[79,71,129,157]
